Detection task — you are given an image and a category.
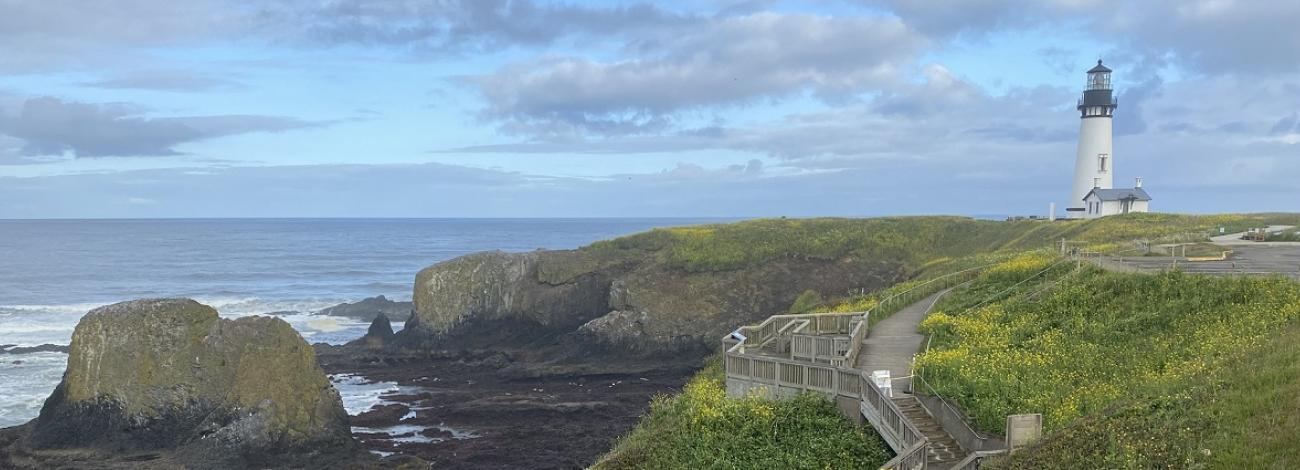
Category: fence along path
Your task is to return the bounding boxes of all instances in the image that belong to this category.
[723,267,992,470]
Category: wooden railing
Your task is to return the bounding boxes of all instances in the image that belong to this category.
[882,441,929,470]
[728,311,861,355]
[724,352,855,398]
[723,265,992,469]
[949,450,1007,470]
[725,264,990,394]
[859,370,926,454]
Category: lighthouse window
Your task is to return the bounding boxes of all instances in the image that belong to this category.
[1098,154,1108,173]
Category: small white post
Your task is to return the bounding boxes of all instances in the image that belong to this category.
[872,370,893,398]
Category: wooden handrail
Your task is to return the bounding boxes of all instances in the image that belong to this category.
[722,264,995,469]
[722,264,990,355]
[880,440,929,470]
[949,450,1007,470]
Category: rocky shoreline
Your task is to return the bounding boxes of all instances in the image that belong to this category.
[0,291,711,469]
[0,234,902,468]
[316,338,701,469]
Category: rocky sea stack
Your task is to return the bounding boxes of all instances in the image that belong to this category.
[1,299,371,469]
[317,295,413,322]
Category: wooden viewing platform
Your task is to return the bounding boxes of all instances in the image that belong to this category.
[722,267,1006,470]
[724,236,1300,469]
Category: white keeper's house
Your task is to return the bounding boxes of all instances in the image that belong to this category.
[1065,60,1151,219]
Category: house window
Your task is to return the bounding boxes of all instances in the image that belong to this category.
[1098,154,1109,173]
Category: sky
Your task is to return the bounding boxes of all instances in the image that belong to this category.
[1,0,1297,218]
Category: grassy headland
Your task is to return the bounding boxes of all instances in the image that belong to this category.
[587,212,1300,273]
[592,213,1300,469]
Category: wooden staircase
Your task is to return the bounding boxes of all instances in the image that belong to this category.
[893,395,965,469]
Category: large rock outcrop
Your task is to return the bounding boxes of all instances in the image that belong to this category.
[404,250,618,340]
[8,299,369,469]
[402,248,903,355]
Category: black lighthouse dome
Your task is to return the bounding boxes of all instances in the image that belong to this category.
[1087,59,1112,74]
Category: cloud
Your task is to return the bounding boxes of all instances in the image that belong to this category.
[1103,1,1300,74]
[864,0,1300,74]
[1114,75,1163,135]
[450,68,1077,162]
[250,0,697,52]
[861,0,1085,37]
[0,0,233,72]
[0,96,320,158]
[82,71,243,92]
[616,159,767,183]
[0,0,696,73]
[469,11,925,137]
[6,1,1297,78]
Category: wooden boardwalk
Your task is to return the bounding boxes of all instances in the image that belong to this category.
[723,268,991,470]
[855,290,964,468]
[855,290,948,391]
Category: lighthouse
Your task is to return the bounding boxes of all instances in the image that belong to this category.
[1065,60,1150,219]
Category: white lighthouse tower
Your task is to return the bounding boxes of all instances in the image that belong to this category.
[1065,60,1150,218]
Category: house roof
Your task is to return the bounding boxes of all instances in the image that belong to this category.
[1088,60,1112,74]
[1083,187,1151,202]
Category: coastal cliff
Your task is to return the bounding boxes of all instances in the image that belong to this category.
[394,217,1038,355]
[404,248,902,354]
[1,299,372,469]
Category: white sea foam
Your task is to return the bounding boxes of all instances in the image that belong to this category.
[194,296,348,317]
[330,373,405,416]
[351,424,478,444]
[0,304,93,346]
[0,297,380,348]
[351,424,438,443]
[0,352,68,428]
[306,317,347,332]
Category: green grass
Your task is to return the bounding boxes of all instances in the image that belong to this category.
[916,256,1300,436]
[986,320,1300,469]
[592,358,892,470]
[807,250,1024,322]
[586,213,1300,273]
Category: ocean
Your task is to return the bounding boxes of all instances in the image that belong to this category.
[0,218,724,428]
